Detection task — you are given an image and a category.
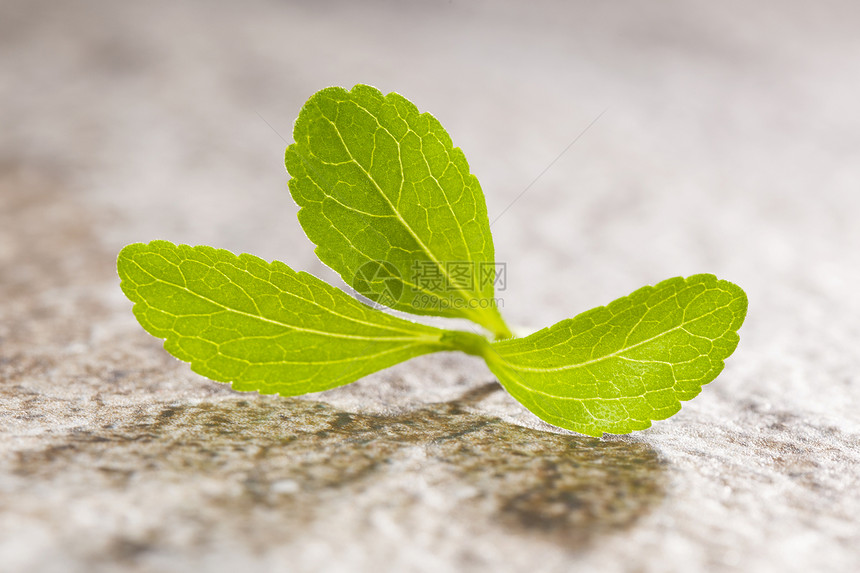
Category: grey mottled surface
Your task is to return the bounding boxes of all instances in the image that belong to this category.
[1,1,859,571]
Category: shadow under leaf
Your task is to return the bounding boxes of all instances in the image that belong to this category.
[14,384,667,552]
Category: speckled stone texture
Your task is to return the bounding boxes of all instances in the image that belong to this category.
[1,1,859,572]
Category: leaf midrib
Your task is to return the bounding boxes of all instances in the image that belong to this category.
[127,257,443,345]
[491,302,732,374]
[317,110,482,311]
[297,168,477,306]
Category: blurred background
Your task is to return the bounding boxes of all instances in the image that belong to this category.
[1,1,859,571]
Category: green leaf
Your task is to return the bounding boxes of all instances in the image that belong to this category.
[117,241,463,395]
[117,85,750,437]
[482,275,747,437]
[285,84,511,339]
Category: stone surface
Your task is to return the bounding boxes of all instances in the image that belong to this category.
[1,1,859,571]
